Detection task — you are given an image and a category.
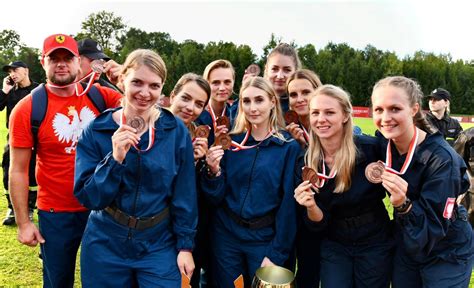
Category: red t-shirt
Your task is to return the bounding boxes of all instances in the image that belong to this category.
[9,84,122,212]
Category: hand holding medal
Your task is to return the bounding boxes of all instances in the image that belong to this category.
[294,167,318,209]
[193,125,210,160]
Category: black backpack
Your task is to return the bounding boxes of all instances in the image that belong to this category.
[30,83,106,147]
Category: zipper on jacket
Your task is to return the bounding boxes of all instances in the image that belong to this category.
[239,146,259,216]
[128,152,142,234]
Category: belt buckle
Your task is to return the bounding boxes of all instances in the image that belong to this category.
[128,217,139,228]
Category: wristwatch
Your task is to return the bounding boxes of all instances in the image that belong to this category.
[394,197,412,214]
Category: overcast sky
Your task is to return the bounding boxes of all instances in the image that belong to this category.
[2,0,473,61]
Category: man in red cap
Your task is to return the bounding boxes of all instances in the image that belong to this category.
[0,60,39,226]
[8,33,122,287]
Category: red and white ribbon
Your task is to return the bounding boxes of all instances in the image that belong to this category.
[208,104,226,131]
[384,126,419,175]
[230,128,274,151]
[312,153,337,188]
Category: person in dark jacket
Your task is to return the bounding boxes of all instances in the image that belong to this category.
[0,60,38,225]
[195,59,235,145]
[286,69,324,287]
[294,84,393,288]
[263,43,301,114]
[169,73,216,288]
[77,38,120,92]
[202,77,301,287]
[425,87,463,145]
[371,76,474,288]
[74,49,197,287]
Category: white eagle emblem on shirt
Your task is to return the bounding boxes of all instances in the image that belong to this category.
[52,106,96,153]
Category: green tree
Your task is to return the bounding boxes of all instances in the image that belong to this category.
[76,11,127,54]
[0,29,22,65]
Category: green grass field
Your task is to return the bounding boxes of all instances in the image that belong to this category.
[0,114,473,286]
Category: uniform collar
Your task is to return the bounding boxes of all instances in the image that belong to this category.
[92,107,177,131]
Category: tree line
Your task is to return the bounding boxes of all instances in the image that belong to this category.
[1,11,473,114]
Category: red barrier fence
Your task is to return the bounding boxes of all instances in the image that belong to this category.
[353,106,474,123]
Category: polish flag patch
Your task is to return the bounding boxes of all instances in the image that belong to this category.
[443,197,456,219]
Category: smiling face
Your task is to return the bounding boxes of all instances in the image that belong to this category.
[309,94,348,141]
[288,78,315,117]
[170,81,208,125]
[371,85,418,143]
[121,65,163,115]
[265,54,296,96]
[241,86,275,127]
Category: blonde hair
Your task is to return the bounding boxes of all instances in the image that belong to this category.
[231,76,286,140]
[120,49,167,125]
[203,59,235,81]
[305,85,356,193]
[287,69,323,92]
[372,76,435,133]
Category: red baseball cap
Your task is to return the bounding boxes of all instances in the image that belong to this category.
[42,34,79,58]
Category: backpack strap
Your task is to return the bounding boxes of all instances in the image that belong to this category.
[31,84,48,149]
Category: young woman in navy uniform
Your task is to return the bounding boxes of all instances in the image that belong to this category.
[286,69,324,287]
[294,84,393,287]
[74,49,197,287]
[196,59,235,145]
[264,43,301,114]
[371,76,474,288]
[169,73,217,288]
[202,76,302,287]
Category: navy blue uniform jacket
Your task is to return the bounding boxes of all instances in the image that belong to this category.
[387,132,473,263]
[201,131,302,265]
[304,135,390,243]
[74,108,198,250]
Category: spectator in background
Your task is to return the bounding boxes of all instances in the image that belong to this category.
[425,88,463,145]
[0,61,38,225]
[77,38,120,91]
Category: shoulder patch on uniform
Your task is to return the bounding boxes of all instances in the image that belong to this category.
[443,197,456,219]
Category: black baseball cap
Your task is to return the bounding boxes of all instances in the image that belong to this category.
[2,61,28,72]
[428,88,451,101]
[77,39,110,61]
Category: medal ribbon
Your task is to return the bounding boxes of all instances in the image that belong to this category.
[301,124,310,144]
[119,110,155,152]
[230,128,274,151]
[312,153,337,188]
[208,104,227,131]
[384,125,419,175]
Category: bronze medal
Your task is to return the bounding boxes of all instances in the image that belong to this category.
[302,166,319,188]
[195,125,210,138]
[365,161,385,184]
[216,116,230,129]
[90,59,106,73]
[284,110,299,125]
[127,115,146,133]
[215,134,232,150]
[245,63,261,77]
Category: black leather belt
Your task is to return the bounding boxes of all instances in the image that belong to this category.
[334,210,380,230]
[223,204,275,229]
[104,206,169,230]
